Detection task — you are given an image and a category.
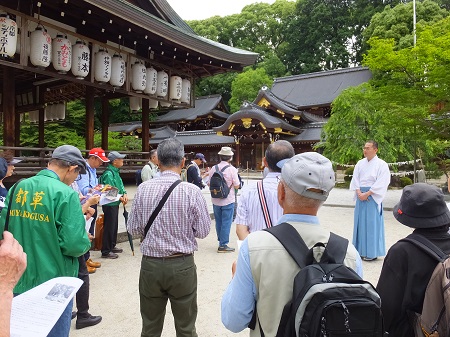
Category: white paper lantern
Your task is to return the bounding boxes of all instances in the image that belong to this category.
[94,49,111,83]
[0,12,17,58]
[148,99,158,109]
[160,100,171,108]
[55,102,66,120]
[30,25,52,68]
[71,40,90,79]
[169,76,182,101]
[144,67,157,95]
[181,78,191,104]
[44,105,51,121]
[131,60,146,93]
[110,53,126,87]
[52,33,72,74]
[130,97,141,111]
[156,70,168,97]
[28,110,39,123]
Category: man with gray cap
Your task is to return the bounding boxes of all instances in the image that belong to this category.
[0,145,91,337]
[221,152,362,336]
[99,151,128,259]
[377,183,450,337]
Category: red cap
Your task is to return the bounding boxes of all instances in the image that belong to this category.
[89,148,109,162]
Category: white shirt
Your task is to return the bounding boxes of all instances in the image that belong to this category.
[141,161,159,182]
[235,172,282,232]
[350,155,390,206]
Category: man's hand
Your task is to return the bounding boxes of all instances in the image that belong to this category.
[86,194,100,206]
[0,231,27,294]
[85,206,96,220]
[357,190,370,201]
[121,194,128,205]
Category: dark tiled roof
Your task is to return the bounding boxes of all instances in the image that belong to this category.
[285,123,326,143]
[155,95,229,123]
[108,122,142,133]
[272,67,371,108]
[253,86,325,123]
[88,0,258,68]
[149,128,234,145]
[213,102,301,133]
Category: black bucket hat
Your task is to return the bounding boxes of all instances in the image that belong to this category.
[393,183,450,229]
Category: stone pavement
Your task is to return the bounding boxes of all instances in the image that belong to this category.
[70,181,416,336]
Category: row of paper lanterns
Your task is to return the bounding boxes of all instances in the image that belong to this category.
[28,102,66,123]
[0,13,192,104]
[129,96,173,111]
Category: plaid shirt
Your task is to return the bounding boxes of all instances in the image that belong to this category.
[128,170,211,257]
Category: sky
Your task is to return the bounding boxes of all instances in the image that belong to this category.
[167,0,277,21]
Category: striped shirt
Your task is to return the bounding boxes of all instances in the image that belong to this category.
[234,172,283,232]
[127,170,211,257]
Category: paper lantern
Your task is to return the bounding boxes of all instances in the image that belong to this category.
[131,60,146,93]
[110,53,126,87]
[28,111,39,123]
[169,76,182,101]
[71,40,90,79]
[181,79,191,104]
[44,105,52,121]
[52,33,72,74]
[130,97,141,111]
[148,99,158,109]
[144,67,157,95]
[156,70,168,97]
[0,12,17,58]
[94,49,111,83]
[30,25,51,67]
[160,100,171,107]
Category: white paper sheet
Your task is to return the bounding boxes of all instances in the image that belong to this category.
[99,194,122,206]
[11,277,83,337]
[85,216,94,232]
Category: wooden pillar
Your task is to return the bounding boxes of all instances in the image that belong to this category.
[14,112,21,147]
[3,67,15,147]
[142,98,150,154]
[38,87,45,148]
[101,96,109,151]
[236,143,241,168]
[85,87,95,150]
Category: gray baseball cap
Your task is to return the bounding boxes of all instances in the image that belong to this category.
[51,145,87,174]
[280,152,335,201]
[108,151,126,162]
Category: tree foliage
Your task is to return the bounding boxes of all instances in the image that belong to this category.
[322,14,450,171]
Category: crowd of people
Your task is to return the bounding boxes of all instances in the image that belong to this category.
[0,139,449,337]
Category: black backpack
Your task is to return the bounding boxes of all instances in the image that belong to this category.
[255,223,385,337]
[209,164,231,198]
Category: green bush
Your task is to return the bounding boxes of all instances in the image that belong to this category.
[344,166,354,182]
[400,176,413,187]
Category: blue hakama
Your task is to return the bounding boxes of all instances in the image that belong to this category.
[352,186,386,259]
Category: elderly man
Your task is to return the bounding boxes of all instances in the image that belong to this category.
[77,147,109,272]
[141,149,159,182]
[186,153,209,189]
[128,138,210,337]
[99,151,128,259]
[221,152,362,336]
[235,140,295,240]
[350,140,390,261]
[377,183,450,337]
[0,145,91,337]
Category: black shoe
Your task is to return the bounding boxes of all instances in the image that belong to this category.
[76,315,102,329]
[71,311,77,320]
[101,252,118,259]
[362,257,378,261]
[111,247,123,253]
[218,245,235,253]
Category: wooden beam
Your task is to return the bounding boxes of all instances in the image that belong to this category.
[142,99,150,154]
[3,67,15,147]
[101,96,109,151]
[85,87,95,150]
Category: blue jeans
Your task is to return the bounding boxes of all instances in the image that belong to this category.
[213,203,234,247]
[47,298,73,337]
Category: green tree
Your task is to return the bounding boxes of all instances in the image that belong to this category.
[228,68,273,112]
[363,0,448,50]
[321,15,450,171]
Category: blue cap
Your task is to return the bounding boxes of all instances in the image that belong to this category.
[195,153,207,163]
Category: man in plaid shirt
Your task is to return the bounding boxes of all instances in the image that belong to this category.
[128,138,211,337]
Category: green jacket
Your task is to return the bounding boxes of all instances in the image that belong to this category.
[99,164,127,207]
[0,169,91,294]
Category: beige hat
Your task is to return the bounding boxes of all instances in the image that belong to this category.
[218,147,234,156]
